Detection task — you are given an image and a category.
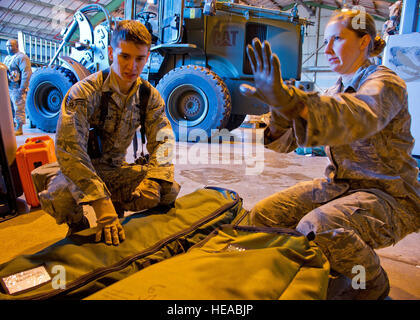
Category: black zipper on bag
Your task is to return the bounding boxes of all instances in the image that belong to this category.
[188,223,307,252]
[233,225,304,237]
[229,206,305,238]
[22,189,240,300]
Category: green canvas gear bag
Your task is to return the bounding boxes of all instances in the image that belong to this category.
[87,223,330,300]
[0,187,246,300]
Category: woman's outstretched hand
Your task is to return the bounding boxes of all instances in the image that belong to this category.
[240,38,305,121]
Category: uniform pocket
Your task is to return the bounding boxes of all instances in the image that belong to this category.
[311,178,350,203]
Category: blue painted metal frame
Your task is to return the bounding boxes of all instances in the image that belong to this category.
[400,0,420,33]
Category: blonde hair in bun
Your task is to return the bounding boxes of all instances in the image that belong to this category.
[370,35,386,57]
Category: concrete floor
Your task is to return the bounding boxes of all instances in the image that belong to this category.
[1,124,419,300]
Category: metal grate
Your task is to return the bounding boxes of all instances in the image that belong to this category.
[17,31,72,66]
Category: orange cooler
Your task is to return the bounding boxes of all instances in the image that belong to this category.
[16,136,56,207]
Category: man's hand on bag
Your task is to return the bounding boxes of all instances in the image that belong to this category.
[131,178,162,210]
[239,38,305,120]
[92,198,125,246]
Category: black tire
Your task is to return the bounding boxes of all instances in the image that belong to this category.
[156,65,231,141]
[26,66,77,133]
[224,114,246,131]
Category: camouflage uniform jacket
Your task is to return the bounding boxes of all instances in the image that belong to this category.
[3,51,32,91]
[265,62,420,217]
[56,69,175,205]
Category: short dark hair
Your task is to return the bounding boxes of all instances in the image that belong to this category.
[110,20,152,48]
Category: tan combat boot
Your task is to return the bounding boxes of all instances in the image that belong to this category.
[328,267,390,300]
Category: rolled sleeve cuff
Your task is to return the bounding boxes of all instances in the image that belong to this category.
[145,165,174,183]
[293,117,308,147]
[67,177,111,205]
[292,93,327,147]
[264,126,297,153]
[293,113,324,147]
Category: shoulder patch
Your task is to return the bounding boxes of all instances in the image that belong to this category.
[66,98,86,112]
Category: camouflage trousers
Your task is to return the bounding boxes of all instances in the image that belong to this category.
[9,88,26,125]
[247,178,417,282]
[32,162,179,225]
